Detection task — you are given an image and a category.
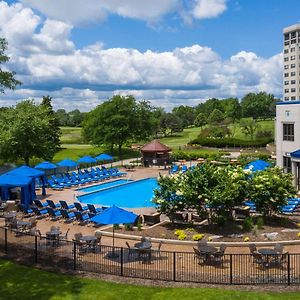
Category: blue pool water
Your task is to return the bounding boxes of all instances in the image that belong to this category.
[78,178,158,208]
[78,179,130,193]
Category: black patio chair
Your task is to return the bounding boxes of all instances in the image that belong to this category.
[46,199,61,209]
[59,200,75,210]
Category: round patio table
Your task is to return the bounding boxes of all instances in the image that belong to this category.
[198,245,218,254]
[46,230,62,247]
[258,248,277,255]
[134,241,152,250]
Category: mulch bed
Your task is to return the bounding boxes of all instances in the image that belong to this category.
[111,215,300,243]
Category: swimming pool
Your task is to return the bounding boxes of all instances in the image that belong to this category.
[78,179,131,193]
[78,178,158,208]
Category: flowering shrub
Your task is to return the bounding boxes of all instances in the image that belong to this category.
[178,232,187,240]
[192,233,204,241]
[207,236,212,242]
[174,229,185,236]
[154,163,295,224]
[244,236,250,242]
[248,167,296,216]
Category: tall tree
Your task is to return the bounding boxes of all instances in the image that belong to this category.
[241,92,276,119]
[0,38,21,93]
[83,95,155,157]
[194,112,207,128]
[0,100,61,165]
[207,109,224,125]
[41,96,61,153]
[240,119,260,140]
[172,105,196,128]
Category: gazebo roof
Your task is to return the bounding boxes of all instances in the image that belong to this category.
[141,140,171,153]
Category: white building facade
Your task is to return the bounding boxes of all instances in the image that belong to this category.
[276,24,300,190]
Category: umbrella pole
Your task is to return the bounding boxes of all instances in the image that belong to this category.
[112,225,115,253]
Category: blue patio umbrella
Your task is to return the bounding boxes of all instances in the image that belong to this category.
[91,205,138,256]
[57,159,78,168]
[77,156,97,164]
[244,159,271,172]
[95,153,113,161]
[35,161,57,170]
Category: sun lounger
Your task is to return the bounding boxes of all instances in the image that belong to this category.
[34,199,48,208]
[47,179,64,190]
[74,211,91,224]
[87,204,102,214]
[46,207,62,220]
[46,199,61,209]
[59,200,75,210]
[60,209,75,222]
[32,206,48,218]
[74,202,88,212]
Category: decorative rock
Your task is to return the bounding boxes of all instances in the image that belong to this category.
[209,235,223,240]
[264,232,278,240]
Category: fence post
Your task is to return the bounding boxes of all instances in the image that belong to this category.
[4,227,7,254]
[120,247,123,276]
[34,235,38,263]
[287,253,291,286]
[230,254,233,284]
[173,252,176,281]
[73,242,77,271]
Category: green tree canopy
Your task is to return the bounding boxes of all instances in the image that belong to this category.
[194,112,207,128]
[159,112,183,136]
[207,108,224,125]
[241,92,276,119]
[240,118,260,140]
[0,100,61,165]
[0,38,21,93]
[172,105,196,128]
[83,95,156,156]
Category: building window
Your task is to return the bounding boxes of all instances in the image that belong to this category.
[291,47,295,52]
[284,33,289,40]
[291,39,296,44]
[283,156,292,173]
[291,88,296,92]
[285,41,290,46]
[284,81,289,85]
[284,49,289,54]
[284,88,289,93]
[284,57,289,62]
[291,96,296,100]
[291,72,296,76]
[291,80,296,84]
[284,73,289,77]
[285,96,290,100]
[291,55,296,60]
[291,31,296,38]
[283,123,294,141]
[284,65,289,69]
[291,64,296,68]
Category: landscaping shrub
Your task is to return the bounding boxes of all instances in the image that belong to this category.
[192,233,205,241]
[170,150,229,161]
[189,137,273,148]
[243,217,254,232]
[256,217,264,229]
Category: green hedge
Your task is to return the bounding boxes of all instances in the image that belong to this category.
[189,137,273,148]
[170,150,229,161]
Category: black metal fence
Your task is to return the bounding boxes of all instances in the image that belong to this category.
[0,227,299,285]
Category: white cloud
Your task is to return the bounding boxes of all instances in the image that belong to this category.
[21,0,180,25]
[0,1,283,111]
[192,0,227,19]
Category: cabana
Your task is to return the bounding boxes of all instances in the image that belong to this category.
[7,165,46,196]
[141,140,171,167]
[0,173,34,209]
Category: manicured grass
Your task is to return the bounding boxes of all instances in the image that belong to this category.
[53,144,140,163]
[230,119,274,140]
[160,127,201,149]
[60,127,84,144]
[0,259,299,300]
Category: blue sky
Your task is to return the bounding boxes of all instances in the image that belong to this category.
[0,0,300,111]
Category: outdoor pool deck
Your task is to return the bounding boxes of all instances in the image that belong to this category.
[2,165,300,254]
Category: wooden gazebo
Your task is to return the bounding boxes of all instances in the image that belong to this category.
[140,140,171,167]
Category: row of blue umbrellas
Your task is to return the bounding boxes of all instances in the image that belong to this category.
[35,153,113,170]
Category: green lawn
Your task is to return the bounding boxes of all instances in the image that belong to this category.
[0,259,299,300]
[60,127,84,144]
[160,127,201,149]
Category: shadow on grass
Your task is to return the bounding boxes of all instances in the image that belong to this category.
[0,259,85,300]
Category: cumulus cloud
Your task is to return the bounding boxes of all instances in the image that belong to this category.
[0,1,283,111]
[21,0,180,25]
[192,0,227,19]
